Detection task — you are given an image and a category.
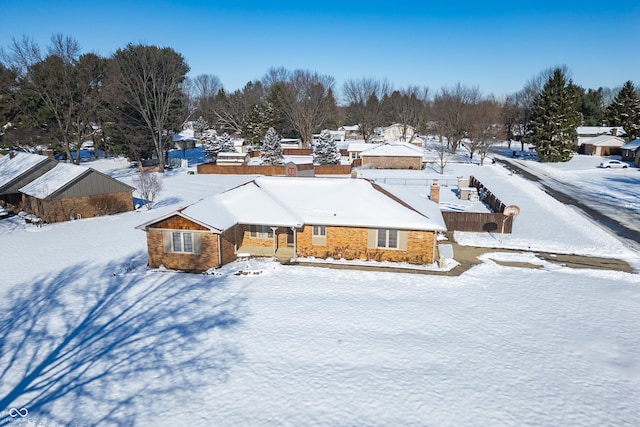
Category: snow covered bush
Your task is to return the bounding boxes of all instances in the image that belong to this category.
[133,171,163,210]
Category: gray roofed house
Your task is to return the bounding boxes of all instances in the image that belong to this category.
[19,162,135,223]
[0,152,58,209]
[621,138,640,167]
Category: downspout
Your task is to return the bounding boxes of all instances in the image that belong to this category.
[217,234,222,267]
[292,227,297,261]
[432,230,437,264]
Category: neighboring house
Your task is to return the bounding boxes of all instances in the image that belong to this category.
[575,126,625,148]
[621,138,640,167]
[173,129,196,150]
[359,142,424,170]
[347,142,382,164]
[338,125,361,140]
[137,177,446,272]
[20,163,134,223]
[580,134,626,156]
[0,152,58,208]
[383,123,416,143]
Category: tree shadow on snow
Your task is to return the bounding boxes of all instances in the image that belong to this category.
[0,254,246,426]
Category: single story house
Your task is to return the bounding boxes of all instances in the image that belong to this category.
[580,134,626,156]
[20,163,134,223]
[575,126,625,147]
[137,177,447,272]
[383,123,416,143]
[621,138,640,167]
[347,142,382,163]
[359,142,424,170]
[0,152,58,208]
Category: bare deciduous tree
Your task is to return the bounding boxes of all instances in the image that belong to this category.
[275,70,336,147]
[213,81,265,136]
[384,86,429,142]
[432,83,481,154]
[185,74,223,124]
[468,97,503,165]
[108,44,189,173]
[343,77,392,142]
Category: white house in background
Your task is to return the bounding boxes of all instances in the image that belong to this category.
[575,126,625,147]
[173,129,196,150]
[383,124,416,143]
[580,134,626,156]
[338,125,361,140]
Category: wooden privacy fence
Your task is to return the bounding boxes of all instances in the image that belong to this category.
[442,211,513,233]
[442,175,514,233]
[196,163,352,176]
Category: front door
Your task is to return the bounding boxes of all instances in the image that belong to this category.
[287,227,294,246]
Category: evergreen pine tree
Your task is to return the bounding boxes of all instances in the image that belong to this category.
[260,127,284,165]
[203,134,222,161]
[218,132,236,152]
[605,81,640,141]
[241,102,276,144]
[193,116,209,137]
[524,68,580,162]
[313,129,341,165]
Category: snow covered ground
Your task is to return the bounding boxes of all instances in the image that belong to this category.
[1,156,639,426]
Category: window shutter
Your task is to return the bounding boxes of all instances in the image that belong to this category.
[367,229,376,249]
[193,233,202,255]
[399,230,408,250]
[162,231,172,253]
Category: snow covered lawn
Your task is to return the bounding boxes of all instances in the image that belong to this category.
[1,157,639,426]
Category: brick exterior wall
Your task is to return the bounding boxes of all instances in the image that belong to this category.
[22,191,133,223]
[360,156,422,170]
[295,225,436,264]
[147,229,221,272]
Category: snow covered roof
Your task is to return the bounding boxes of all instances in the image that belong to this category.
[347,143,381,152]
[576,126,625,136]
[339,125,360,132]
[360,142,424,158]
[172,129,196,141]
[621,138,640,150]
[19,162,88,199]
[584,135,626,147]
[0,152,52,189]
[142,177,445,232]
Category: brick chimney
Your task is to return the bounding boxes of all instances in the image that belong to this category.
[430,181,440,205]
[612,128,618,136]
[8,151,15,159]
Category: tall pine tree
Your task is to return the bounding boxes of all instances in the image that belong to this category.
[605,81,640,141]
[260,127,284,165]
[203,134,221,161]
[313,129,341,165]
[525,68,580,162]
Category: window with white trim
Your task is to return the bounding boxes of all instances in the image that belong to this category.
[172,231,195,253]
[377,229,398,249]
[312,225,326,237]
[250,225,274,239]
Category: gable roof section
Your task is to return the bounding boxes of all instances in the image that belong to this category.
[20,163,134,200]
[244,177,445,231]
[585,135,626,147]
[0,152,54,193]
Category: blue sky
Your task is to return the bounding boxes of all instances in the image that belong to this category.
[1,0,638,101]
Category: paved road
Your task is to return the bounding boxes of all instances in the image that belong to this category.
[494,156,640,252]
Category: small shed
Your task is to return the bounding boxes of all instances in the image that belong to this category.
[284,161,315,177]
[20,163,134,223]
[216,152,249,166]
